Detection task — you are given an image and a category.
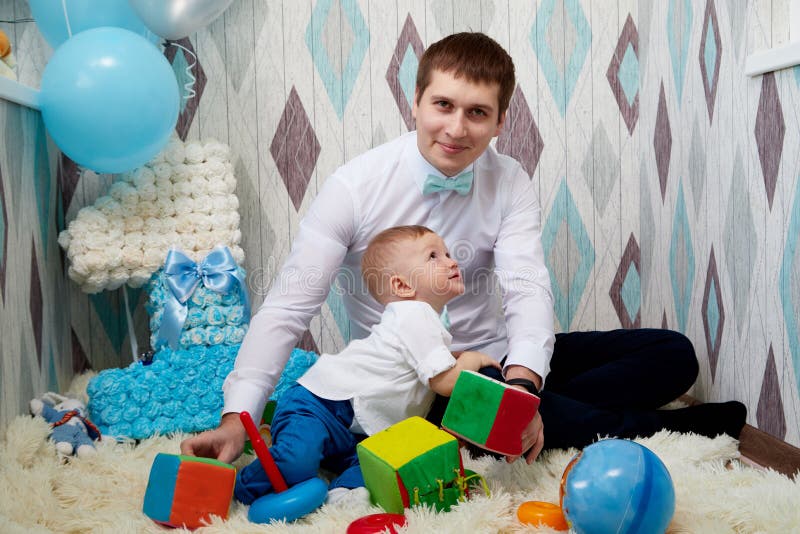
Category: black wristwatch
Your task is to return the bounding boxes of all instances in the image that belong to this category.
[506,378,540,396]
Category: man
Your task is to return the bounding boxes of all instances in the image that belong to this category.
[182,32,745,472]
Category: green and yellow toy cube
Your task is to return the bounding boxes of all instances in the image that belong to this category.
[357,417,465,514]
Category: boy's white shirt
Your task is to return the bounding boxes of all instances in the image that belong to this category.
[223,131,555,421]
[297,300,456,435]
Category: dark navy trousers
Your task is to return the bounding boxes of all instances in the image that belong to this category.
[428,329,699,451]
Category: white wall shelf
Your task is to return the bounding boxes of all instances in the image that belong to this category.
[746,0,800,76]
[0,76,40,109]
[745,40,800,76]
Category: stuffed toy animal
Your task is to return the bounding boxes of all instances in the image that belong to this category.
[0,29,16,81]
[30,392,101,458]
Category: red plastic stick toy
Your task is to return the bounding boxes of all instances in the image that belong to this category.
[240,411,288,492]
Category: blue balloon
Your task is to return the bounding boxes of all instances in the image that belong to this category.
[561,439,675,534]
[248,477,328,524]
[29,0,161,49]
[40,27,180,174]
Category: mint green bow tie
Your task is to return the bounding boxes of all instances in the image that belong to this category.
[440,306,451,330]
[422,170,474,195]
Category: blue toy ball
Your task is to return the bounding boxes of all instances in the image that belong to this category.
[560,439,675,534]
[39,27,179,174]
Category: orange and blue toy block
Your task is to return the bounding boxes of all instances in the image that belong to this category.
[143,453,236,529]
[441,370,541,456]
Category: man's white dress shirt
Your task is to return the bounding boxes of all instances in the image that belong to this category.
[223,131,554,420]
[297,300,456,435]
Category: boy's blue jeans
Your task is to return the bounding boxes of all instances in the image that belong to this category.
[234,384,365,504]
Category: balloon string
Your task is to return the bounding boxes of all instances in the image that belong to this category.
[168,42,197,101]
[61,0,72,39]
[122,285,139,363]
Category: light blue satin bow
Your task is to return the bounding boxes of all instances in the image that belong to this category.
[422,170,474,196]
[156,246,250,349]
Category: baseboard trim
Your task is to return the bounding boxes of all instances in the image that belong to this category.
[679,394,800,479]
[738,424,800,479]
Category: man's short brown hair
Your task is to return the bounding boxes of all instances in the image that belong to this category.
[361,225,433,303]
[415,32,515,119]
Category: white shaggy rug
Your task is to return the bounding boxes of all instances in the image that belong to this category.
[2,375,799,533]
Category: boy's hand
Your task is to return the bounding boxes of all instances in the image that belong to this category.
[478,353,502,370]
[431,351,500,396]
[456,350,501,371]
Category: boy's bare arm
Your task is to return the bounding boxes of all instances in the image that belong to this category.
[429,351,501,396]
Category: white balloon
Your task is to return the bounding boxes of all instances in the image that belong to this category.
[129,0,234,40]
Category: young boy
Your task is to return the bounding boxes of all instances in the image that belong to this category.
[233,226,500,504]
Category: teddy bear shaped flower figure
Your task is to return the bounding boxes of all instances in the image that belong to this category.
[30,392,101,458]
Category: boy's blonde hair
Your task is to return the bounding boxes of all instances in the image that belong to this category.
[361,225,434,303]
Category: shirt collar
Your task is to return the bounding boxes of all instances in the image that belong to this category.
[408,132,475,194]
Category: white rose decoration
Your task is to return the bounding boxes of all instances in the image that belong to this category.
[190,176,210,198]
[105,247,123,269]
[142,248,164,270]
[132,167,156,188]
[106,267,130,290]
[181,233,198,251]
[95,196,121,216]
[231,246,245,265]
[79,207,108,232]
[124,216,145,232]
[151,162,173,181]
[185,141,204,163]
[109,182,136,203]
[84,270,110,293]
[192,195,214,214]
[189,213,211,232]
[129,268,152,288]
[174,213,195,232]
[144,217,164,234]
[193,236,213,254]
[204,160,226,179]
[60,137,244,292]
[138,183,158,203]
[164,137,186,165]
[121,246,144,269]
[160,218,178,235]
[172,181,193,199]
[124,231,145,250]
[155,198,176,218]
[173,197,194,216]
[171,163,192,183]
[207,178,228,195]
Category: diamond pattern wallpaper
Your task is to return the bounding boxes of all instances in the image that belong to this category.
[2,0,800,448]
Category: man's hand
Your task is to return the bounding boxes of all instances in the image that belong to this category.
[180,412,247,464]
[505,409,544,464]
[503,364,544,464]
